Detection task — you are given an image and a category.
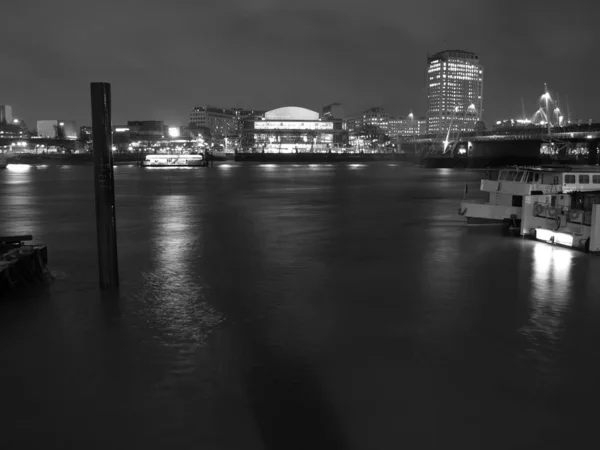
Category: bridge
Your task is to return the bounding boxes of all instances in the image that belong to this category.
[400,123,600,144]
[398,123,600,168]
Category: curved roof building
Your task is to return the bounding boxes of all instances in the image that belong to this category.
[264,106,320,121]
[240,105,346,154]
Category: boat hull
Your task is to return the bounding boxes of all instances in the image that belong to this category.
[466,217,507,226]
[142,163,206,167]
[460,200,522,226]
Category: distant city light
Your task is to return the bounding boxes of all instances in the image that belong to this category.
[59,122,64,126]
[12,119,19,124]
[115,127,129,132]
[168,127,180,138]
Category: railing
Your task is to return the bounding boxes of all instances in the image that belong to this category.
[532,202,591,226]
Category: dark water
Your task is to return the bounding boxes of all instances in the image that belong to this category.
[2,162,600,449]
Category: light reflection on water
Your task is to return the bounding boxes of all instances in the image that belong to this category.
[133,194,224,347]
[517,243,574,387]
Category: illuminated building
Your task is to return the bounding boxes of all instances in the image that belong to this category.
[232,108,265,128]
[388,114,427,138]
[190,106,264,138]
[240,106,345,153]
[344,107,390,134]
[0,122,29,138]
[36,120,77,139]
[189,106,238,138]
[426,49,484,134]
[0,105,13,124]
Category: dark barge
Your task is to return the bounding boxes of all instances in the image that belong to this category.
[0,235,50,294]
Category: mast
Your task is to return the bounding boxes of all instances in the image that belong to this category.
[566,95,571,124]
[521,98,527,121]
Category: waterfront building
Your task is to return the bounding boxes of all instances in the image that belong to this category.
[426,49,484,134]
[343,107,390,134]
[189,106,238,138]
[388,114,427,138]
[127,121,164,140]
[36,120,77,139]
[0,105,13,124]
[0,122,29,138]
[190,106,264,138]
[240,106,345,153]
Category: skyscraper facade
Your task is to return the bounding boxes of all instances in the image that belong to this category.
[426,50,483,135]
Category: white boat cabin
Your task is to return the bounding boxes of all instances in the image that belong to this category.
[481,167,600,197]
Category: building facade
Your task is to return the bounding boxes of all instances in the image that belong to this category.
[0,105,13,124]
[36,120,77,139]
[388,114,427,138]
[343,107,390,135]
[126,121,165,140]
[426,49,484,135]
[189,106,238,138]
[240,106,345,153]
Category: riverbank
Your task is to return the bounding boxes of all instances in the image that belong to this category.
[234,152,406,163]
[2,153,143,165]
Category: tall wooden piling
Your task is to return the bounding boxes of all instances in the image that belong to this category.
[90,82,119,289]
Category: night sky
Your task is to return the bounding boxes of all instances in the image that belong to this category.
[1,0,597,128]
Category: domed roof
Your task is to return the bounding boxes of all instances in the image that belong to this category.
[264,106,319,121]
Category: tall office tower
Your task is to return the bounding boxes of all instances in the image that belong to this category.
[426,50,483,135]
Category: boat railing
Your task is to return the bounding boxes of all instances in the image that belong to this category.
[532,201,592,226]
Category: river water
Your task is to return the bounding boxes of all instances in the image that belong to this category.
[2,162,600,449]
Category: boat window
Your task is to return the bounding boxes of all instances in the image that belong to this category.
[506,170,517,181]
[514,172,524,182]
[526,172,534,183]
[512,196,523,207]
[579,174,590,184]
[564,174,576,184]
[533,173,541,183]
[594,175,600,184]
[499,170,507,180]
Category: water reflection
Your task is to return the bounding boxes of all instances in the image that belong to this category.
[133,194,223,347]
[531,243,573,301]
[519,243,574,387]
[0,166,42,237]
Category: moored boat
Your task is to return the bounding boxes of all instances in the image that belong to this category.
[458,165,600,227]
[141,153,207,167]
[520,190,600,253]
[0,156,7,169]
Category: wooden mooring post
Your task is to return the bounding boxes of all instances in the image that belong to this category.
[90,82,119,289]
